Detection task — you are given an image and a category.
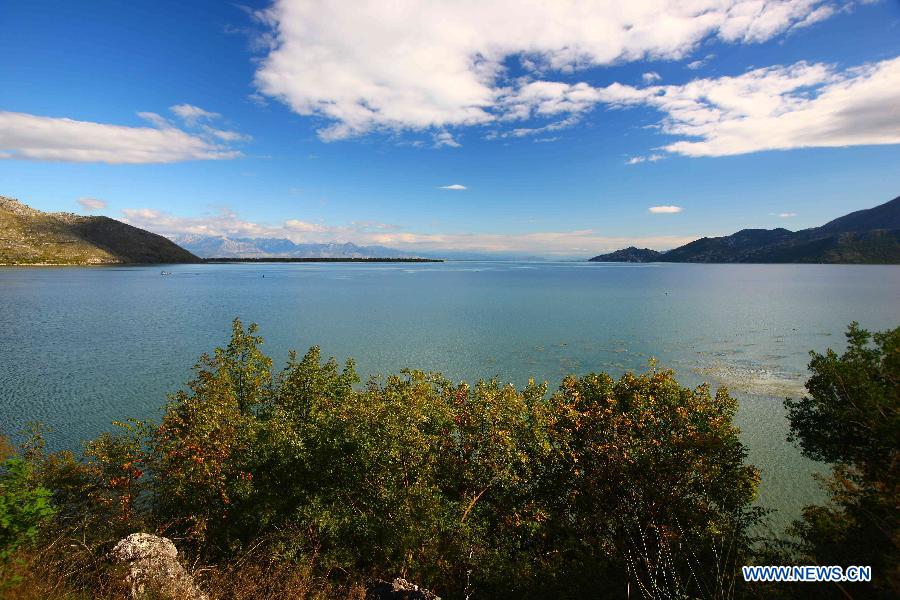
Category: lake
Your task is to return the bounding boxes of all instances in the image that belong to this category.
[1,261,898,528]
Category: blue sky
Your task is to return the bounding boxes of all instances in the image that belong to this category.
[1,0,899,256]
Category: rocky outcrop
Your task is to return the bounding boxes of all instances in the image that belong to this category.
[111,533,208,600]
[367,577,441,600]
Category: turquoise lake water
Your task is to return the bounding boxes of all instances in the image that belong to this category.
[1,261,898,528]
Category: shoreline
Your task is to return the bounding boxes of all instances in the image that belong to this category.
[0,257,445,266]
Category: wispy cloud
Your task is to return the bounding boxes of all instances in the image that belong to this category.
[649,205,683,214]
[487,116,581,140]
[77,197,107,211]
[248,93,268,107]
[0,111,243,164]
[686,54,714,70]
[439,184,467,190]
[121,207,327,239]
[642,71,662,84]
[201,125,252,143]
[433,131,461,148]
[791,5,836,31]
[170,104,220,125]
[137,111,172,129]
[778,212,798,218]
[627,154,664,165]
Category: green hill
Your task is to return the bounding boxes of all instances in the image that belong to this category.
[0,195,198,265]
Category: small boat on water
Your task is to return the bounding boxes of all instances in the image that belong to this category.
[160,271,173,276]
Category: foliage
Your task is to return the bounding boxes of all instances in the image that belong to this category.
[0,437,56,562]
[0,437,57,595]
[785,322,899,598]
[148,320,270,548]
[6,318,767,598]
[535,370,762,598]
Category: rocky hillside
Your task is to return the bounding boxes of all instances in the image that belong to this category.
[590,195,900,264]
[0,196,198,265]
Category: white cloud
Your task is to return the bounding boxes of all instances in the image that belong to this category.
[439,184,467,190]
[501,81,634,119]
[502,55,900,158]
[651,56,900,157]
[170,104,220,124]
[77,197,107,211]
[627,154,664,165]
[778,212,798,217]
[0,111,243,164]
[642,71,662,83]
[649,205,683,213]
[121,205,695,255]
[715,0,833,42]
[253,0,835,139]
[137,111,172,129]
[433,131,461,148]
[489,115,582,140]
[248,93,269,107]
[121,207,320,239]
[201,125,252,142]
[792,5,836,30]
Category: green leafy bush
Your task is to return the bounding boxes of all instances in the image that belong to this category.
[12,319,766,598]
[0,453,55,561]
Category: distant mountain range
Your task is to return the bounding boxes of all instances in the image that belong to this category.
[0,196,198,265]
[173,234,419,259]
[590,196,900,264]
[5,193,897,266]
[174,235,549,261]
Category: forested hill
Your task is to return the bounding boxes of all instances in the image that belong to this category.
[590,195,900,264]
[0,196,198,265]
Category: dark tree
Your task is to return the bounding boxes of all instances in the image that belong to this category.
[785,322,899,598]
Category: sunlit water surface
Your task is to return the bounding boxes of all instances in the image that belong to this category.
[1,262,898,529]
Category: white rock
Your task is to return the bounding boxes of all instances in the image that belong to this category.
[111,533,208,600]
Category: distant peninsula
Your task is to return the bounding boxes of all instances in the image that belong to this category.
[589,247,662,263]
[590,195,900,264]
[0,196,198,265]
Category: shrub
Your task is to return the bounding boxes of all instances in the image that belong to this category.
[0,437,57,593]
[9,319,765,599]
[0,455,55,561]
